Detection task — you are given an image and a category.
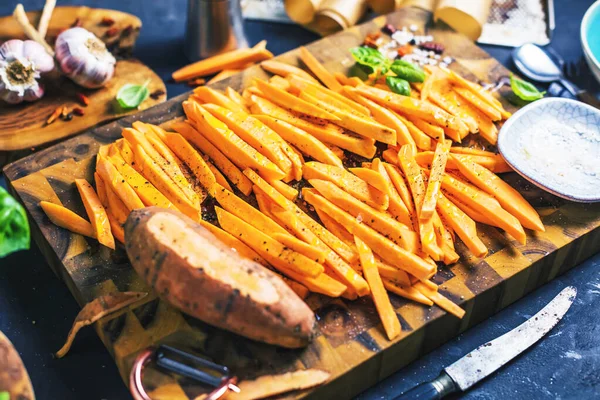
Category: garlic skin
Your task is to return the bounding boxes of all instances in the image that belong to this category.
[55,27,116,89]
[0,40,54,104]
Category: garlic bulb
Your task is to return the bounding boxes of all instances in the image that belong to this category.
[55,27,116,89]
[0,39,54,104]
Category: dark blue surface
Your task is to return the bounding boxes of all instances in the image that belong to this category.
[1,1,599,399]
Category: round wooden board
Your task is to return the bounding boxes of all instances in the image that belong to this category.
[0,6,166,161]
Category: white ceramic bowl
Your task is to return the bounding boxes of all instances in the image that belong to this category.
[498,97,600,203]
[581,0,600,84]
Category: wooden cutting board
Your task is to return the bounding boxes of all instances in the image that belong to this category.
[4,8,600,400]
[0,6,166,167]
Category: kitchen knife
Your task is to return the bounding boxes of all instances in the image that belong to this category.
[394,286,577,399]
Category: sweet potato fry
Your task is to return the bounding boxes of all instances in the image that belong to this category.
[437,193,488,258]
[303,190,435,280]
[269,74,292,90]
[268,206,370,296]
[299,91,396,144]
[253,79,340,122]
[314,208,355,247]
[183,101,286,181]
[261,59,320,83]
[343,88,414,146]
[207,68,243,84]
[460,103,498,144]
[414,281,465,318]
[454,87,502,121]
[371,158,412,226]
[335,72,363,87]
[270,179,298,201]
[353,85,466,134]
[96,155,145,211]
[226,370,331,400]
[393,112,433,150]
[192,86,250,114]
[255,115,343,167]
[432,210,460,265]
[355,236,401,340]
[349,167,389,193]
[213,185,289,236]
[104,184,129,226]
[40,201,95,238]
[248,95,376,158]
[131,144,201,220]
[201,156,232,191]
[74,179,114,249]
[172,41,272,81]
[225,87,250,112]
[115,139,135,164]
[272,233,326,264]
[383,162,415,214]
[202,104,294,179]
[298,46,343,92]
[447,193,499,227]
[94,171,108,210]
[281,142,304,182]
[442,174,526,244]
[404,115,446,141]
[303,161,389,210]
[245,169,359,263]
[216,207,324,278]
[420,140,451,220]
[171,120,252,195]
[451,155,543,231]
[381,279,432,305]
[288,75,370,115]
[55,292,147,358]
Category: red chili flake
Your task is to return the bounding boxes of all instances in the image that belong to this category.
[105,27,119,38]
[72,107,85,116]
[187,78,206,87]
[100,17,115,26]
[76,93,90,106]
[363,31,382,49]
[71,18,82,27]
[382,24,397,35]
[150,89,166,100]
[46,107,63,125]
[397,45,413,57]
[419,42,445,54]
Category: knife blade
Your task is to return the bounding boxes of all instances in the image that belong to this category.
[393,286,577,400]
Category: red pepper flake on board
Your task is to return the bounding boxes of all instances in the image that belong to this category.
[46,107,63,125]
[419,42,445,54]
[105,27,119,38]
[187,78,206,87]
[122,25,134,37]
[397,45,413,57]
[73,107,85,116]
[71,18,82,27]
[76,93,90,106]
[100,17,115,26]
[382,24,397,35]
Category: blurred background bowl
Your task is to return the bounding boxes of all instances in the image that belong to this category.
[582,0,600,84]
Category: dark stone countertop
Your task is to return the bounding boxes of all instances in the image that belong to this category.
[1,0,599,399]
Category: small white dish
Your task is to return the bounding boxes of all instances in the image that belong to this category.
[498,97,600,203]
[581,0,600,85]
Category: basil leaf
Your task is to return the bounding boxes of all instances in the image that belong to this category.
[390,60,425,83]
[116,80,150,109]
[348,63,372,81]
[510,74,545,102]
[0,186,30,258]
[386,76,411,96]
[349,46,391,74]
[0,391,9,400]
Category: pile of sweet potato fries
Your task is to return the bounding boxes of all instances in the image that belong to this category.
[40,46,545,341]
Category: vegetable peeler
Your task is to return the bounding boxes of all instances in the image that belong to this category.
[129,345,240,400]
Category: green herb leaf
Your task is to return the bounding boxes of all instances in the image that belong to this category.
[390,60,425,83]
[386,76,411,96]
[116,80,150,109]
[0,186,30,258]
[510,74,545,102]
[349,47,391,74]
[0,391,9,400]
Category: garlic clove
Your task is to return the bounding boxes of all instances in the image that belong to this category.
[22,40,54,73]
[55,27,116,89]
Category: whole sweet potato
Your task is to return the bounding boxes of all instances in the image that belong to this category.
[124,207,317,348]
[0,331,35,400]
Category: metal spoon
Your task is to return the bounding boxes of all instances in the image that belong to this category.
[513,43,600,108]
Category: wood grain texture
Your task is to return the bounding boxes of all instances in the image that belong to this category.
[0,6,166,164]
[4,8,600,400]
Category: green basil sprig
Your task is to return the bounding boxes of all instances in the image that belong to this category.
[386,76,411,96]
[0,186,30,258]
[510,74,545,102]
[116,79,150,110]
[390,60,426,83]
[349,46,391,74]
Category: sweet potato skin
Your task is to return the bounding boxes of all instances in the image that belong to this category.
[124,207,317,348]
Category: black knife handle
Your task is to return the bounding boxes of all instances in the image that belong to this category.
[392,371,457,400]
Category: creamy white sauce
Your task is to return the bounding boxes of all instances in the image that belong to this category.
[518,116,600,197]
